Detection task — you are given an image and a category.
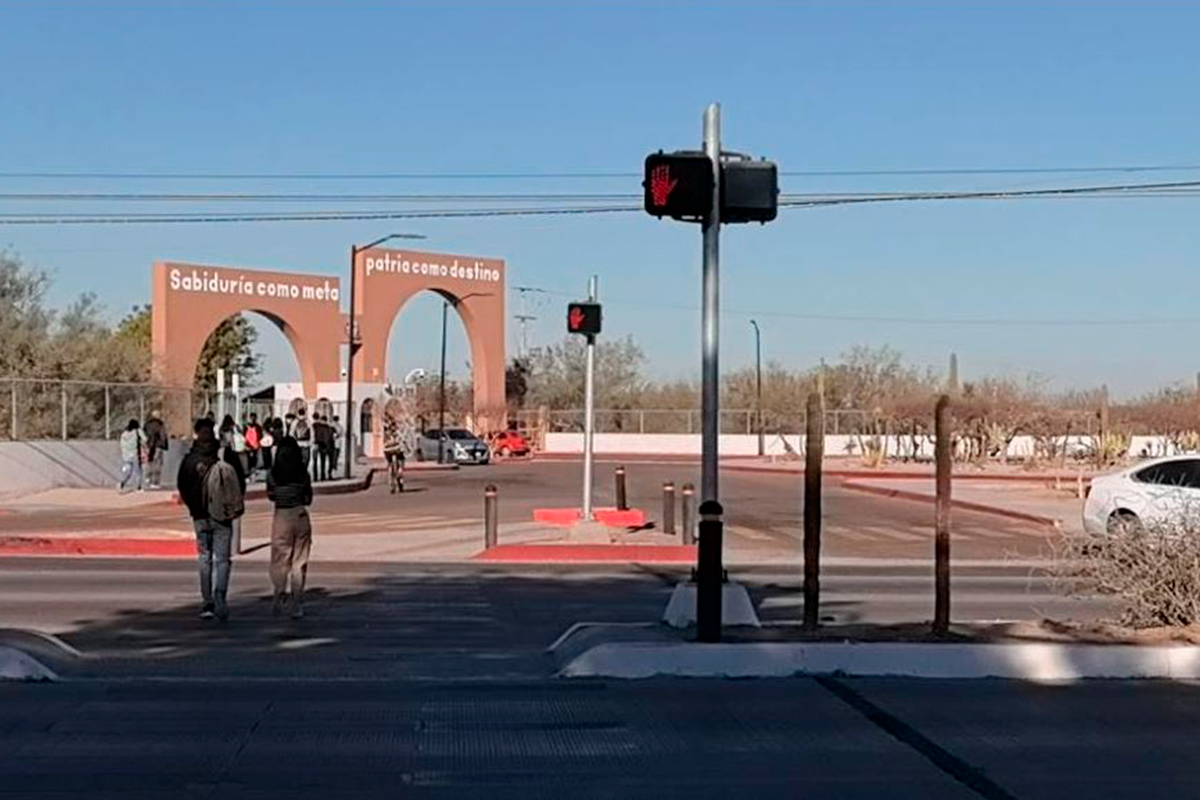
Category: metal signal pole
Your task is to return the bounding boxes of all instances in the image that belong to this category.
[697,102,723,641]
[582,275,598,520]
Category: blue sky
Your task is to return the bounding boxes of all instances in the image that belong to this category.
[3,0,1200,397]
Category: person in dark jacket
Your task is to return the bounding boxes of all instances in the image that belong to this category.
[312,414,333,482]
[177,417,246,621]
[267,436,313,618]
[143,410,168,490]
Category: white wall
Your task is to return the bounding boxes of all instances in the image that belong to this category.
[543,432,1186,459]
[0,439,188,498]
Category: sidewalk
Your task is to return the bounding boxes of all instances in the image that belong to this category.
[842,477,1084,533]
[0,471,374,512]
[723,457,1097,483]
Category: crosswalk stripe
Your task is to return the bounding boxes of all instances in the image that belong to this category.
[965,528,1014,539]
[854,527,922,542]
[728,525,774,541]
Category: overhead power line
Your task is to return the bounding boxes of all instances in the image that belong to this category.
[1,179,1199,224]
[525,287,1200,329]
[3,163,1200,181]
[0,205,640,225]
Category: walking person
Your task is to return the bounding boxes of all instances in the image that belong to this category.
[312,414,332,482]
[245,413,263,477]
[177,417,246,621]
[293,408,312,470]
[330,415,344,476]
[118,419,147,493]
[267,437,313,619]
[259,415,275,473]
[143,410,168,490]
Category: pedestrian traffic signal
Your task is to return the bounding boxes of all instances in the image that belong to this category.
[567,302,602,336]
[721,158,778,223]
[644,152,714,222]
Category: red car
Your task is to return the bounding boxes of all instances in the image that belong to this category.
[490,430,532,458]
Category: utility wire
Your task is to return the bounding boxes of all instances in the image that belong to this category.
[524,287,1200,328]
[0,205,641,225]
[2,179,1200,224]
[4,163,1200,180]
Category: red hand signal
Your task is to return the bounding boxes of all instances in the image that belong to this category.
[650,164,678,207]
[568,306,586,331]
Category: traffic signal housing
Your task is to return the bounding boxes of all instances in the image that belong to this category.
[567,302,602,337]
[643,151,714,222]
[721,157,778,224]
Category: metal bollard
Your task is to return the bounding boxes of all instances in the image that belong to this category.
[484,484,499,549]
[696,500,725,643]
[614,465,628,511]
[662,481,676,536]
[680,483,696,545]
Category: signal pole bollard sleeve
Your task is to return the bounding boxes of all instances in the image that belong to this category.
[484,484,499,550]
[933,395,952,635]
[696,500,724,643]
[803,392,823,631]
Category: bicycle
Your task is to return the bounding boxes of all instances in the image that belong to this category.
[385,448,405,494]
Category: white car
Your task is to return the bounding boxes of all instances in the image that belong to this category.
[1083,455,1200,535]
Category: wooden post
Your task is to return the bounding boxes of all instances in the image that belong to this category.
[803,391,824,630]
[933,394,952,635]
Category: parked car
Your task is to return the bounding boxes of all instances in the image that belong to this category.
[1083,455,1200,535]
[489,429,531,458]
[414,428,490,464]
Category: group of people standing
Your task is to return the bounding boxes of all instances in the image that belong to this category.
[208,408,344,484]
[117,411,169,493]
[177,415,315,621]
[214,409,344,484]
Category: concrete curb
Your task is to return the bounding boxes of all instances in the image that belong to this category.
[839,480,1060,527]
[561,641,1200,681]
[165,468,377,506]
[722,462,1093,485]
[0,646,57,681]
[474,543,697,563]
[0,536,196,558]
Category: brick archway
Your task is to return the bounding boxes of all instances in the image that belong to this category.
[151,262,343,428]
[353,247,506,432]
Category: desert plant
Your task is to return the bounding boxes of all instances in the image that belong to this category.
[1052,509,1200,627]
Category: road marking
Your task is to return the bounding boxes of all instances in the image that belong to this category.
[860,527,925,542]
[727,525,774,541]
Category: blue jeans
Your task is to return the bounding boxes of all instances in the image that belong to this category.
[119,458,142,493]
[193,518,233,611]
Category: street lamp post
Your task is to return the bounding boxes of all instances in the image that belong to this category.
[750,319,763,457]
[344,233,426,480]
[437,291,491,464]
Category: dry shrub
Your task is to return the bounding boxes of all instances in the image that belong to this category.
[1052,514,1200,627]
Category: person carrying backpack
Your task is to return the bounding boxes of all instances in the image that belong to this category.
[177,417,246,621]
[293,408,312,469]
[267,436,314,619]
[143,410,168,490]
[118,419,147,494]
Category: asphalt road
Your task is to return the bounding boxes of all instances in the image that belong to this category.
[0,459,1062,561]
[0,559,1109,679]
[0,558,1151,800]
[4,676,1200,799]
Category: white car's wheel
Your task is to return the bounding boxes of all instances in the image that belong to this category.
[1107,510,1142,536]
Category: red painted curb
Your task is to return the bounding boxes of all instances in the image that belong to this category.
[533,507,648,528]
[474,543,696,563]
[533,508,582,526]
[840,482,1059,527]
[594,508,647,527]
[0,536,195,558]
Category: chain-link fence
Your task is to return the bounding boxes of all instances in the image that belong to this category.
[511,408,883,435]
[1,378,230,441]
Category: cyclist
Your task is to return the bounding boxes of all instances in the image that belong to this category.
[382,420,406,494]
